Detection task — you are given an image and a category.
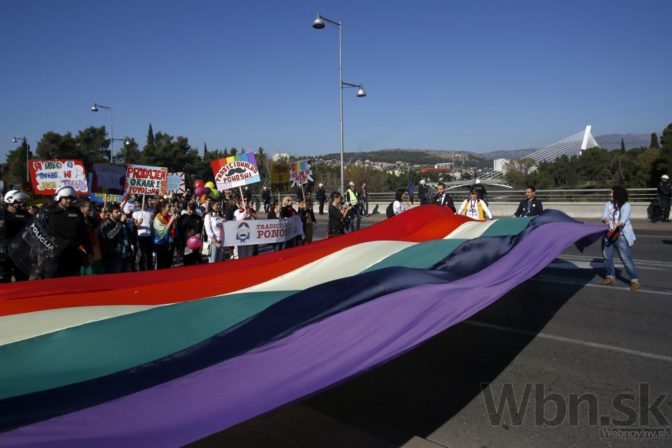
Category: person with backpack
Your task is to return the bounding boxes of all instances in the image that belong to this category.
[387,189,406,218]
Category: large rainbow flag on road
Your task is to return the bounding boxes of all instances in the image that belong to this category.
[0,206,604,447]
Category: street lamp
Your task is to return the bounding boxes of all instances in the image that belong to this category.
[90,103,114,162]
[11,136,29,182]
[110,138,131,163]
[312,12,366,194]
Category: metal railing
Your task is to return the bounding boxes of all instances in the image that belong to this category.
[365,188,658,203]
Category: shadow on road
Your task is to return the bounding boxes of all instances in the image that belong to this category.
[190,275,590,448]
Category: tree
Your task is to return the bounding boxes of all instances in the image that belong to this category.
[650,133,660,149]
[116,137,141,164]
[146,123,155,150]
[35,132,78,161]
[1,141,31,189]
[75,126,110,169]
[620,138,626,152]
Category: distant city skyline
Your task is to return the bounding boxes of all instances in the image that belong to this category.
[2,0,670,161]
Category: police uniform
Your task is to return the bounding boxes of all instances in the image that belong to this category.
[0,207,31,282]
[41,205,92,278]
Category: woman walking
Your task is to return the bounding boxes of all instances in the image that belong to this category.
[601,185,640,291]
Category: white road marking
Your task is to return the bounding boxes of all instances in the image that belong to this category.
[463,320,672,363]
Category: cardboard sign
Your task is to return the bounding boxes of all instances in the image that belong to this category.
[290,160,313,187]
[92,163,126,193]
[270,162,290,185]
[125,164,168,196]
[211,153,261,191]
[89,192,125,204]
[223,215,303,246]
[167,172,186,195]
[29,160,89,195]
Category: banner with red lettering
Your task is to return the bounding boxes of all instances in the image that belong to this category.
[124,164,168,196]
[29,160,88,195]
[211,153,261,191]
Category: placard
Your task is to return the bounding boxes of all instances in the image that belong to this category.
[124,164,168,196]
[289,160,313,187]
[29,160,89,195]
[271,162,290,185]
[92,163,126,193]
[211,153,261,191]
[223,215,303,246]
[167,172,186,195]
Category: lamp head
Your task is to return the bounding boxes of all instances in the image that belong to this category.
[12,137,18,143]
[312,13,325,29]
[90,104,98,112]
[356,85,366,97]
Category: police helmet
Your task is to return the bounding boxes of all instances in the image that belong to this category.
[54,186,78,201]
[4,189,29,204]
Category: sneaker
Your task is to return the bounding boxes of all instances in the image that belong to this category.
[601,278,615,286]
[630,282,640,291]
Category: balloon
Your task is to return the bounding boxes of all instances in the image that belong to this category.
[186,235,201,250]
[203,187,211,195]
[194,187,205,196]
[210,190,220,199]
[194,179,205,189]
[204,181,215,190]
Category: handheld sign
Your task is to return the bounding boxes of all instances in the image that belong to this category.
[167,172,186,195]
[270,162,290,185]
[29,160,89,195]
[289,160,313,187]
[211,153,261,191]
[125,164,168,196]
[92,163,126,194]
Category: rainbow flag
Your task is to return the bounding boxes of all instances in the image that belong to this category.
[0,206,603,447]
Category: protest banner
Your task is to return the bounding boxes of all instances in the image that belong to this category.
[167,172,186,195]
[29,160,89,195]
[92,163,126,193]
[289,160,313,187]
[211,153,261,191]
[224,215,303,246]
[124,164,168,196]
[89,192,124,204]
[270,162,290,185]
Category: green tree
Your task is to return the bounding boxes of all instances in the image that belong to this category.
[146,123,155,150]
[35,132,79,161]
[2,141,32,189]
[116,137,142,164]
[75,126,110,169]
[620,138,626,152]
[650,133,660,149]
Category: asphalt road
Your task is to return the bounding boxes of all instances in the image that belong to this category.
[192,215,672,448]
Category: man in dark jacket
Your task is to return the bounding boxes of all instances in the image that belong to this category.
[99,204,133,273]
[316,183,327,215]
[514,186,544,217]
[177,202,203,266]
[432,182,456,213]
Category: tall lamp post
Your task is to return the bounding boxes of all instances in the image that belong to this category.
[110,138,131,163]
[90,103,114,162]
[11,136,30,182]
[312,13,366,194]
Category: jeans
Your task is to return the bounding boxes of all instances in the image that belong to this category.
[602,236,638,281]
[348,205,362,232]
[208,243,226,263]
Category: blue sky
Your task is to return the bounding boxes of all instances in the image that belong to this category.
[1,0,670,161]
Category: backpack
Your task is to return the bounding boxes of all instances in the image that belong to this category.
[386,201,395,218]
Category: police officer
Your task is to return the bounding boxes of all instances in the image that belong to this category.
[316,183,327,215]
[41,186,92,278]
[1,190,31,282]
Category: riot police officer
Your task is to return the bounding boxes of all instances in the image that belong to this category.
[0,190,31,282]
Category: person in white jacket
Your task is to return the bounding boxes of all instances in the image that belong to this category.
[204,201,226,263]
[457,189,493,220]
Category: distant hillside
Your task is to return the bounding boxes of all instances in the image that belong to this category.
[310,148,490,167]
[480,148,538,160]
